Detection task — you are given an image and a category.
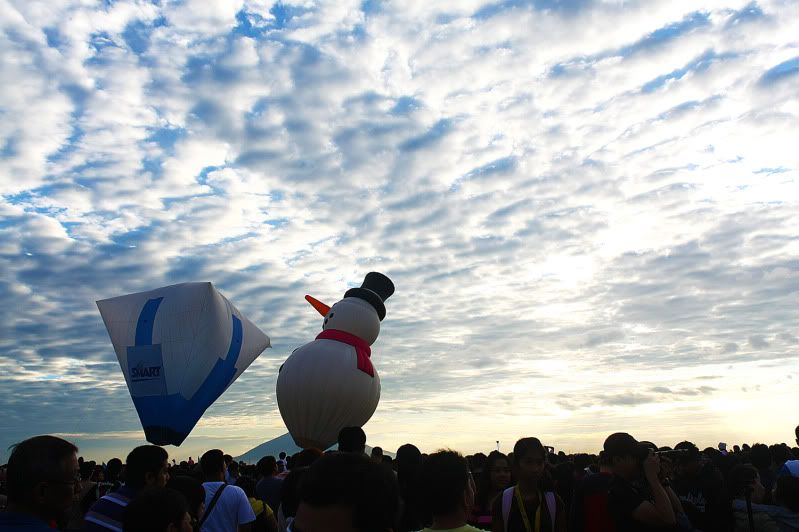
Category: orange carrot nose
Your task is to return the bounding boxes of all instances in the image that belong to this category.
[305,295,331,316]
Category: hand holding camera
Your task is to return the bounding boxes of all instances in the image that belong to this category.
[643,451,660,481]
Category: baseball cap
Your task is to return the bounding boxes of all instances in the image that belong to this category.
[604,432,650,461]
[778,460,799,478]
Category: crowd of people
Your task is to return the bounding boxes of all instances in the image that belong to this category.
[1,425,798,532]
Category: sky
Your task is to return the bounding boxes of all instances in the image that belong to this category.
[1,0,798,464]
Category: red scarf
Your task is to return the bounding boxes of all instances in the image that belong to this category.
[316,329,374,377]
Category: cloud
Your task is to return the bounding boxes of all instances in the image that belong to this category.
[722,342,739,354]
[602,393,655,406]
[749,335,770,349]
[651,385,717,396]
[2,0,799,460]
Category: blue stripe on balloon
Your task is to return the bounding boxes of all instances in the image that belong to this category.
[135,297,163,346]
[132,314,244,446]
[190,314,243,409]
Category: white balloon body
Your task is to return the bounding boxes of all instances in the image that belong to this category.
[277,296,382,450]
[96,282,270,446]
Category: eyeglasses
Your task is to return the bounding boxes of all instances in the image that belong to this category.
[49,471,82,493]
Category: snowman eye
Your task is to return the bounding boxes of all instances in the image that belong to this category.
[328,312,334,319]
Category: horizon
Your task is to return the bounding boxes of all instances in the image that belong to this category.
[2,0,798,464]
[39,426,799,465]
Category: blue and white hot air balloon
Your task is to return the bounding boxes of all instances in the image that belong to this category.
[97,282,270,446]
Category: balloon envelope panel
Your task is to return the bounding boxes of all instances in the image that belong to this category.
[276,339,380,450]
[97,282,270,446]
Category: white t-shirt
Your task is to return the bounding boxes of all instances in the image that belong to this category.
[201,482,256,532]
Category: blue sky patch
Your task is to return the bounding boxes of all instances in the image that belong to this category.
[43,27,64,50]
[122,17,166,55]
[399,119,453,151]
[726,2,765,27]
[620,11,711,57]
[642,50,736,93]
[760,56,799,84]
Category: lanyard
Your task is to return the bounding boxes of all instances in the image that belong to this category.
[515,486,542,532]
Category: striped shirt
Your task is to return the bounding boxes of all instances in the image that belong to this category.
[83,485,138,532]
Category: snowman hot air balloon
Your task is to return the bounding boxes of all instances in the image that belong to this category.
[276,272,394,450]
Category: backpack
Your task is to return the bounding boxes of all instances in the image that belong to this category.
[252,500,276,532]
[501,487,556,532]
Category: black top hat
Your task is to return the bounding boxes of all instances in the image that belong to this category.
[344,272,394,321]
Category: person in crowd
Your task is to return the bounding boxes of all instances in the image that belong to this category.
[84,445,170,531]
[74,460,124,529]
[728,463,785,531]
[337,427,367,454]
[293,449,323,469]
[752,444,777,500]
[551,461,575,516]
[256,456,282,517]
[123,487,192,532]
[291,452,398,532]
[277,453,288,474]
[66,461,99,529]
[396,443,424,532]
[372,447,385,464]
[670,441,729,531]
[471,454,488,478]
[199,449,256,532]
[90,466,105,483]
[0,435,80,531]
[235,476,278,532]
[228,462,242,485]
[573,453,598,478]
[223,455,234,484]
[167,475,206,527]
[471,451,511,530]
[491,437,566,532]
[772,446,794,478]
[275,466,310,532]
[569,451,615,531]
[773,466,799,528]
[105,458,123,492]
[417,450,482,532]
[777,460,799,479]
[604,432,683,531]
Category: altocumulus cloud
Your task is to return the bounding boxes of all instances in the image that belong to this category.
[1,0,798,461]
